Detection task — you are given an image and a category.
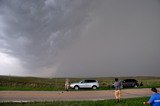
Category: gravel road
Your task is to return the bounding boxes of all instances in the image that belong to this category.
[0,88,159,102]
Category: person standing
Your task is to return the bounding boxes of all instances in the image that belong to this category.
[65,78,70,91]
[143,87,160,106]
[113,78,122,103]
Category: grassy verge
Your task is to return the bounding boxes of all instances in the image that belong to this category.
[0,97,149,106]
[0,86,60,91]
[0,75,160,91]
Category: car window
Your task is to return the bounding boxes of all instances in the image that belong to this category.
[129,79,137,82]
[123,79,137,82]
[83,80,90,83]
[80,80,85,83]
[84,80,88,83]
[86,80,92,83]
[127,79,132,82]
[123,79,129,82]
[83,80,96,83]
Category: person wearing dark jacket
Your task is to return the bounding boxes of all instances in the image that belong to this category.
[113,78,122,103]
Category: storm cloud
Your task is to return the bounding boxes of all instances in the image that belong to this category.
[0,0,160,77]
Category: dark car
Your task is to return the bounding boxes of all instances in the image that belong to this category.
[121,79,140,88]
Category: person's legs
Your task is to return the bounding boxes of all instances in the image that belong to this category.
[65,84,68,91]
[115,90,119,102]
[66,84,69,91]
[118,90,121,101]
[115,90,121,103]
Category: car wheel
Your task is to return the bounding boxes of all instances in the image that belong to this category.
[134,84,138,88]
[92,86,97,90]
[74,86,79,90]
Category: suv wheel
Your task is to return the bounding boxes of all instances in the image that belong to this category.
[74,86,79,90]
[134,84,138,88]
[92,86,97,90]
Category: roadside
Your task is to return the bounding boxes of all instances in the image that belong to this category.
[0,88,159,102]
[1,76,160,91]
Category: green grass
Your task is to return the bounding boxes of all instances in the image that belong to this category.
[0,97,149,106]
[0,86,59,91]
[0,75,160,91]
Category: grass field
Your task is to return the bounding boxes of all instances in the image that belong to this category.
[0,75,160,91]
[0,97,149,106]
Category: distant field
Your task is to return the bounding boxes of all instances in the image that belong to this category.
[0,97,149,106]
[0,75,160,91]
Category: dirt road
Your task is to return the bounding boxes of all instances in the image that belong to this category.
[0,88,159,102]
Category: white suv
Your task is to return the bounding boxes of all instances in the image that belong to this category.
[70,79,99,90]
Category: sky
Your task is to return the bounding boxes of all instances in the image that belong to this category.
[0,0,160,77]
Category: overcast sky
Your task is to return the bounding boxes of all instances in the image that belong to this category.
[0,0,160,77]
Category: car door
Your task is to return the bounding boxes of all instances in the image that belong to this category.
[85,80,93,88]
[123,79,131,87]
[122,80,127,87]
[128,79,133,87]
[79,80,87,88]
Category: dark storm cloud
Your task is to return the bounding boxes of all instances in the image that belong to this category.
[0,0,160,77]
[0,0,98,75]
[54,0,160,77]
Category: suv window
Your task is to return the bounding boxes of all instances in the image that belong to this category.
[85,80,96,83]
